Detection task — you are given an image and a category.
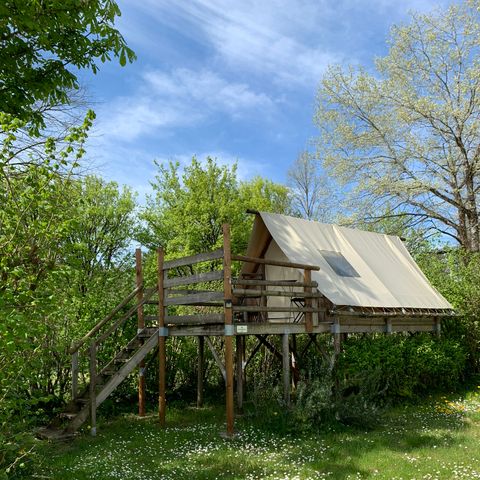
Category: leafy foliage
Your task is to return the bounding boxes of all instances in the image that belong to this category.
[0,0,135,132]
[315,0,480,251]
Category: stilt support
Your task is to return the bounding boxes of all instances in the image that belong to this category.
[223,224,235,437]
[236,335,245,413]
[136,248,146,417]
[89,341,97,436]
[197,336,204,407]
[282,333,290,407]
[157,248,167,427]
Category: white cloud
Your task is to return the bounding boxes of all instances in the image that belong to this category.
[134,0,337,88]
[96,68,276,142]
[121,0,456,88]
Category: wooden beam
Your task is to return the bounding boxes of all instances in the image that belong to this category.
[69,286,141,354]
[157,248,166,428]
[233,306,320,313]
[197,336,204,408]
[236,336,245,413]
[165,291,223,306]
[89,342,97,436]
[244,337,263,369]
[165,314,224,325]
[223,224,235,437]
[232,254,320,271]
[233,289,321,298]
[233,279,318,288]
[164,270,224,288]
[136,248,146,417]
[205,336,226,381]
[163,248,223,269]
[282,334,290,407]
[95,288,157,344]
[304,269,313,333]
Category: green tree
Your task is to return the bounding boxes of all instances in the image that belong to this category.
[0,0,135,132]
[315,0,480,252]
[140,157,291,257]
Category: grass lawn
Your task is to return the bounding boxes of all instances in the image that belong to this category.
[33,389,480,480]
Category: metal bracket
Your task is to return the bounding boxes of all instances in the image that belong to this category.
[331,322,341,334]
[139,367,146,376]
[224,299,233,309]
[224,325,235,336]
[158,327,169,337]
[137,328,144,334]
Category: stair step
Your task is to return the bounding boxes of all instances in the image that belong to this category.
[37,427,75,441]
[114,357,130,363]
[59,412,77,420]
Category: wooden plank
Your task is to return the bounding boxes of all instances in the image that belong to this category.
[232,288,321,298]
[197,336,204,408]
[96,288,157,344]
[304,269,313,333]
[205,336,226,381]
[158,248,166,428]
[163,322,332,337]
[69,286,142,354]
[95,331,159,406]
[164,314,224,325]
[282,334,290,407]
[164,270,224,288]
[89,342,97,436]
[223,224,235,437]
[233,279,318,288]
[236,336,245,413]
[163,248,223,269]
[232,254,320,271]
[136,248,146,418]
[165,291,224,306]
[233,306,320,313]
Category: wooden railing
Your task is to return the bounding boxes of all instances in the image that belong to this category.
[68,284,156,402]
[230,255,321,332]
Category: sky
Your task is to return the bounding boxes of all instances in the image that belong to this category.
[79,0,453,201]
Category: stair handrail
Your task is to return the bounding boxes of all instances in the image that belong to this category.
[69,285,143,355]
[95,287,157,346]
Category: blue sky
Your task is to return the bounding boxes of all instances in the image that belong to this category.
[79,0,452,200]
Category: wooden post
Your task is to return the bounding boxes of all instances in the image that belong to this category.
[157,248,167,427]
[291,334,298,388]
[197,336,204,408]
[385,318,393,335]
[282,333,290,407]
[223,224,235,436]
[71,351,79,401]
[434,317,441,337]
[89,342,97,436]
[236,335,244,413]
[333,318,341,355]
[304,269,313,333]
[135,248,146,417]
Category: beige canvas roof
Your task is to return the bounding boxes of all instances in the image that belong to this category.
[244,212,452,310]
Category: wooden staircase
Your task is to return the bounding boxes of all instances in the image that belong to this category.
[38,284,159,440]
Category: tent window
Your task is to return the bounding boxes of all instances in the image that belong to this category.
[319,250,360,277]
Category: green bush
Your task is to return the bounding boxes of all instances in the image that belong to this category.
[337,333,467,401]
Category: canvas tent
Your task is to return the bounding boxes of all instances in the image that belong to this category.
[242,212,452,320]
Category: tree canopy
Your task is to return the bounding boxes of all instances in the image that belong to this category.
[139,157,291,257]
[315,0,480,252]
[0,0,135,132]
